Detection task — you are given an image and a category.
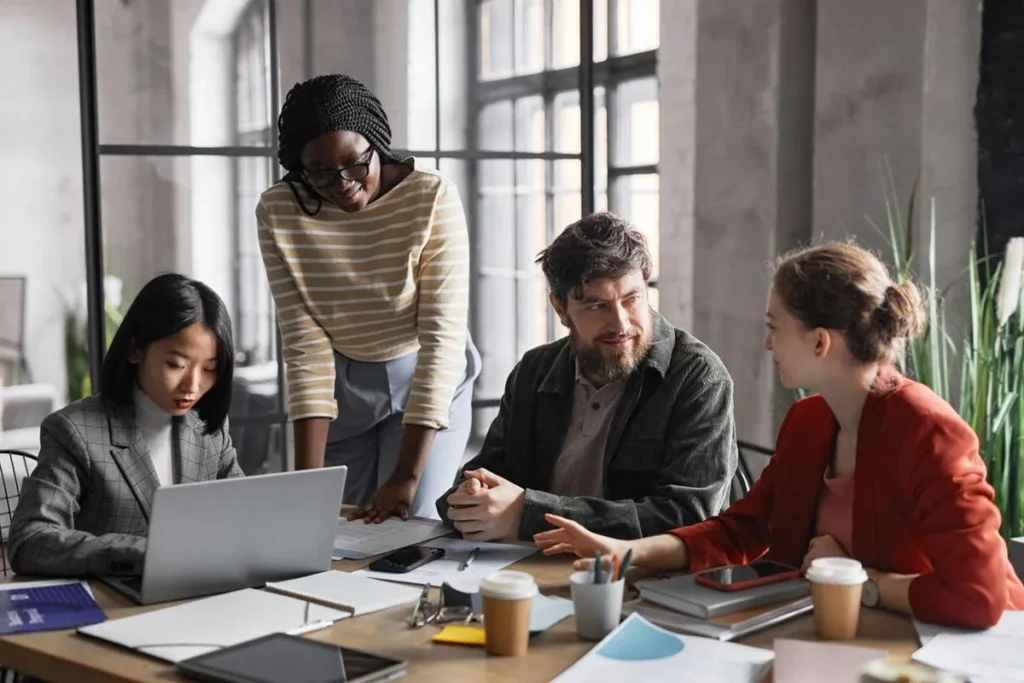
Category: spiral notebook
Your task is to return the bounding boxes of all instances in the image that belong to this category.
[263,570,422,616]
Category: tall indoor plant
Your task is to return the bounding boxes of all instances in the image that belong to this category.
[63,275,125,402]
[878,169,1024,539]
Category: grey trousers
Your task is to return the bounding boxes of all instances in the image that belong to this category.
[324,334,480,519]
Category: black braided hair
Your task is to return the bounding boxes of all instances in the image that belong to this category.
[277,74,402,216]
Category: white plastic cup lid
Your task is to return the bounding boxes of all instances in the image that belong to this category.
[480,570,538,600]
[804,557,868,585]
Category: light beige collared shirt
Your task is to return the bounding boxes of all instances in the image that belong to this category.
[548,362,627,498]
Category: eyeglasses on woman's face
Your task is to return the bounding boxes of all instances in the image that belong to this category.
[301,148,374,189]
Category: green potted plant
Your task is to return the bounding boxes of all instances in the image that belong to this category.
[63,275,126,402]
[877,172,1024,540]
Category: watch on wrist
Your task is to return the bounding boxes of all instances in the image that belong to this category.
[861,577,880,607]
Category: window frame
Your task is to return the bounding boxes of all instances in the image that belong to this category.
[467,0,659,412]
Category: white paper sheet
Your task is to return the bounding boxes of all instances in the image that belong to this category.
[352,537,537,587]
[78,588,348,663]
[912,617,973,646]
[332,516,450,560]
[912,610,1024,682]
[550,613,774,683]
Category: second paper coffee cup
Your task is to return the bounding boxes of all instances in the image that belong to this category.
[805,557,868,640]
[480,570,537,656]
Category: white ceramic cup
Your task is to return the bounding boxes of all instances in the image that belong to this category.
[569,570,625,641]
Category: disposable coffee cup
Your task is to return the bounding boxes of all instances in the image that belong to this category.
[805,557,868,640]
[569,571,625,640]
[480,571,537,656]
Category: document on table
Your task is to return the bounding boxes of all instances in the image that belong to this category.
[353,537,537,587]
[912,610,1024,682]
[550,613,773,683]
[772,639,886,683]
[332,516,450,560]
[912,617,972,647]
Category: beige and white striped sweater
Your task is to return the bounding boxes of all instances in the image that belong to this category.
[256,160,470,429]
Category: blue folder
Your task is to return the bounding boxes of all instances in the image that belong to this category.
[0,582,107,635]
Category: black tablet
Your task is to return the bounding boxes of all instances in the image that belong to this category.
[176,633,406,683]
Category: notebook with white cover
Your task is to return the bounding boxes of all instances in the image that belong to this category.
[636,573,809,619]
[264,570,422,616]
[77,588,349,663]
[622,596,813,641]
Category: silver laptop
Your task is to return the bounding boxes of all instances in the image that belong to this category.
[101,466,347,605]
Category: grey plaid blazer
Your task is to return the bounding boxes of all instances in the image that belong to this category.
[7,395,243,577]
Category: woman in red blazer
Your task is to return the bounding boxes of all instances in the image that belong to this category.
[536,242,1024,629]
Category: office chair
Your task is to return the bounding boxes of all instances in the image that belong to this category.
[0,277,31,385]
[730,439,774,503]
[0,449,38,683]
[0,449,38,578]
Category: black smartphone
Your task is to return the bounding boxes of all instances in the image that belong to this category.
[367,546,445,573]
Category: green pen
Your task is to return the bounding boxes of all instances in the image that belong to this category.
[594,550,602,584]
[619,548,633,582]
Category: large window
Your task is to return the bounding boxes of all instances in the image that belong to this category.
[232,0,276,367]
[77,0,659,459]
[82,0,287,474]
[470,0,660,433]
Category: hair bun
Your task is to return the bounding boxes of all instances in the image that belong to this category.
[877,281,926,340]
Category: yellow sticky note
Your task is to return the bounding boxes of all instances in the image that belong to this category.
[432,625,487,647]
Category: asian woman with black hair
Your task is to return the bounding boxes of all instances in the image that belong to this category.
[8,273,243,577]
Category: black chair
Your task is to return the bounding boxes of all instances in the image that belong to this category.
[730,439,774,503]
[1,449,38,578]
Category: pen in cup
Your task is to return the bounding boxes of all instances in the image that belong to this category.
[618,548,633,582]
[594,551,602,584]
[459,547,479,572]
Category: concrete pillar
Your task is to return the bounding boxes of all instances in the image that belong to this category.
[659,0,815,447]
[812,0,926,253]
[813,0,981,382]
[920,0,982,348]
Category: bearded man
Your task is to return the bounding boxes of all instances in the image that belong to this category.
[437,213,738,541]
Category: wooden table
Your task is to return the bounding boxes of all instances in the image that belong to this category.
[0,554,922,683]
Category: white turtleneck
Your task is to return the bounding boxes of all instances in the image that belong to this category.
[133,386,175,486]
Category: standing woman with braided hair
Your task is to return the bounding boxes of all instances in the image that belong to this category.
[256,74,480,522]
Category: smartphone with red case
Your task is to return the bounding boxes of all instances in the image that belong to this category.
[693,560,801,592]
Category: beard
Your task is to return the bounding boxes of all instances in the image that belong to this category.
[570,317,655,385]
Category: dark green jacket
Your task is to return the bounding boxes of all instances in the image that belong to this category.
[437,312,738,540]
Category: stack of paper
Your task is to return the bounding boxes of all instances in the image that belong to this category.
[550,614,774,683]
[353,538,537,587]
[912,611,1024,682]
[332,516,450,560]
[622,596,813,642]
[635,573,809,619]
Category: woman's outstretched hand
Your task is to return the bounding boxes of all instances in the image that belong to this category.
[533,513,632,571]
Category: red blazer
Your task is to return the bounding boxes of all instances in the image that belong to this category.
[673,369,1024,629]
